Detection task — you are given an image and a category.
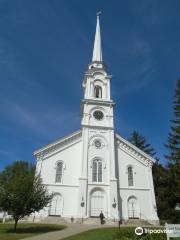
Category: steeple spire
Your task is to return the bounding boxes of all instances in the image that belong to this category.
[92,12,102,62]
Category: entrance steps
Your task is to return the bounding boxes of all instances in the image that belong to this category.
[37,216,154,227]
[39,216,117,226]
[83,217,117,226]
[83,218,152,226]
[40,216,69,224]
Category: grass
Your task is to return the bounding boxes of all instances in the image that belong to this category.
[61,227,167,240]
[62,227,119,240]
[0,223,66,240]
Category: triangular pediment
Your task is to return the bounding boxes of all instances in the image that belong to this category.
[34,130,82,160]
[115,133,156,167]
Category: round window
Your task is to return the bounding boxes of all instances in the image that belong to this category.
[94,140,102,148]
[93,110,104,120]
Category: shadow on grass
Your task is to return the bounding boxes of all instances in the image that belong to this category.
[6,224,66,234]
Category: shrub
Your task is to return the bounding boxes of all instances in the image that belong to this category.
[114,228,166,240]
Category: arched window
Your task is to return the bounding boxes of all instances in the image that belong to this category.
[94,86,102,98]
[128,166,133,186]
[92,159,102,182]
[55,162,63,183]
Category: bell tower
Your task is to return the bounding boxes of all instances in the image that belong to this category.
[81,14,114,129]
[78,14,119,220]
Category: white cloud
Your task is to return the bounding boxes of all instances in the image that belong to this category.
[1,102,80,138]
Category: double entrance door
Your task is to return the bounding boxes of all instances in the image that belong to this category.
[49,194,63,216]
[128,197,139,219]
[90,190,106,217]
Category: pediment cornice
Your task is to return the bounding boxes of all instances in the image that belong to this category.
[34,130,82,161]
[115,133,155,168]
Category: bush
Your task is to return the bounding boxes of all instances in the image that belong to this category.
[162,209,180,223]
[114,228,166,240]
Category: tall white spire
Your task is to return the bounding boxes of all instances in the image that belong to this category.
[92,12,102,62]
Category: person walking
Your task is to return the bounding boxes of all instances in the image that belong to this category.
[99,211,105,225]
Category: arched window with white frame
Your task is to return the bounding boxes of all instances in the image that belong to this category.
[55,161,63,183]
[92,159,102,182]
[94,85,102,98]
[128,166,133,186]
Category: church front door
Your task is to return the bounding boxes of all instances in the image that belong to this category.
[128,196,139,219]
[90,190,106,217]
[49,194,63,216]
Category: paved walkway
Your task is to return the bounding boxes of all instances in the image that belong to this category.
[22,223,112,240]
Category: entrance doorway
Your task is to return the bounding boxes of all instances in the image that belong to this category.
[90,190,106,217]
[128,196,139,219]
[49,193,63,216]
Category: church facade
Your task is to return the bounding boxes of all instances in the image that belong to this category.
[34,15,159,224]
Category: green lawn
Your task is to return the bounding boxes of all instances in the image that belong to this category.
[62,227,119,240]
[61,227,167,240]
[0,223,66,240]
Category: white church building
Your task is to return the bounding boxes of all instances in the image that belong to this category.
[34,15,159,224]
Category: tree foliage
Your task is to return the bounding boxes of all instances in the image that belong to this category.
[129,131,156,157]
[152,162,171,220]
[0,161,52,231]
[166,79,180,164]
[129,130,169,221]
[165,79,180,222]
[128,79,180,224]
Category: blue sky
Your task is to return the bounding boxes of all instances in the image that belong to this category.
[0,0,180,170]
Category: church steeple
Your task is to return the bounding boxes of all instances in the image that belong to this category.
[82,13,112,102]
[92,12,102,62]
[79,14,117,219]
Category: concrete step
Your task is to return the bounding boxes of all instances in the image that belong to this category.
[83,217,117,226]
[33,216,153,227]
[40,216,118,226]
[40,216,69,224]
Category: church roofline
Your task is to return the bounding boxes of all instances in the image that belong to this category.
[115,133,156,165]
[33,130,82,157]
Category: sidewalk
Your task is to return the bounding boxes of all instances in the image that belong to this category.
[21,223,110,240]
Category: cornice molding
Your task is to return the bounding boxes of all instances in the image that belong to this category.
[119,187,150,191]
[43,184,79,188]
[115,133,155,168]
[81,124,114,131]
[34,130,82,160]
[81,99,115,106]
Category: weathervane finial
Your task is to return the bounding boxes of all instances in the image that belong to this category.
[96,11,102,16]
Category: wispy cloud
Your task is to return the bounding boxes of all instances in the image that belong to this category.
[0,149,14,157]
[1,102,80,139]
[111,36,155,98]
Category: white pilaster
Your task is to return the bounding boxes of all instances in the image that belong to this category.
[148,166,159,220]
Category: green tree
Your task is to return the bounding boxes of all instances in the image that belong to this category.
[152,163,170,220]
[166,79,180,164]
[129,130,169,220]
[129,131,156,157]
[165,79,180,223]
[0,161,52,231]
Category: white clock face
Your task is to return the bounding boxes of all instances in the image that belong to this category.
[93,110,104,120]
